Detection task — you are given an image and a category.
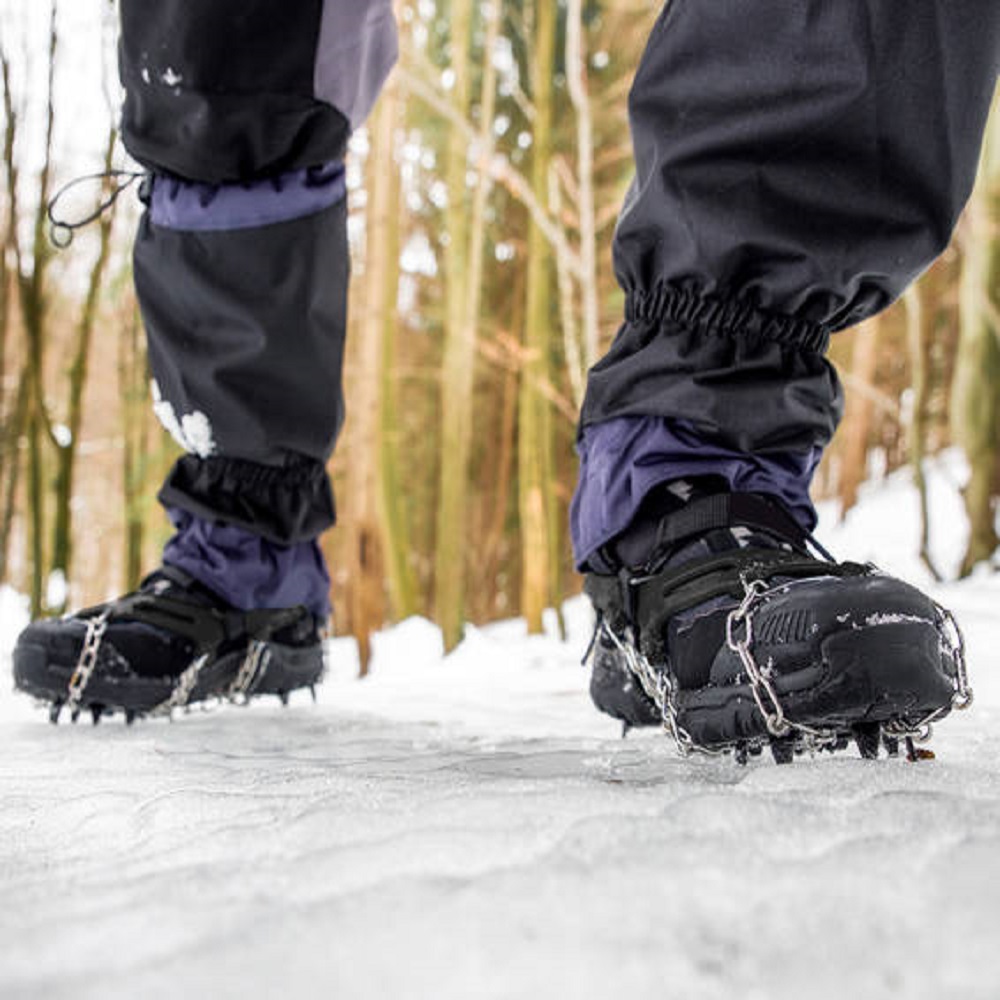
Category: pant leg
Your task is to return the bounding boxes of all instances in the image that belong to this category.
[573,0,999,566]
[120,0,396,545]
[118,1,396,613]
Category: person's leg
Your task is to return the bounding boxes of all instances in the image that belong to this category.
[127,0,397,610]
[575,0,999,569]
[14,1,398,720]
[581,0,996,753]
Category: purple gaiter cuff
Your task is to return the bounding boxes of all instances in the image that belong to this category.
[571,416,822,569]
[149,162,347,232]
[163,509,332,620]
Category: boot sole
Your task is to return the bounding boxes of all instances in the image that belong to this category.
[13,639,325,722]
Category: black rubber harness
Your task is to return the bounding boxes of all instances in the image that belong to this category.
[585,493,871,661]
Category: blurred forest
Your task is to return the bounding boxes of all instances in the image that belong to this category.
[1,1,998,666]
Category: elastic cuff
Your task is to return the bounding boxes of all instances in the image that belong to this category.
[158,455,335,545]
[625,284,831,355]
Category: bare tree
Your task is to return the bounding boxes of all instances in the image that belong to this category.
[952,102,1000,576]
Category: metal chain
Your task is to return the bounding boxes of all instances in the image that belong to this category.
[63,616,283,721]
[600,621,726,757]
[883,600,974,743]
[725,578,870,749]
[600,574,972,760]
[229,640,272,703]
[725,579,792,738]
[938,603,974,710]
[150,652,211,717]
[66,610,110,713]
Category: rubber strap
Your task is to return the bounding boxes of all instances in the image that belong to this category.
[586,548,870,640]
[103,592,309,653]
[649,492,809,563]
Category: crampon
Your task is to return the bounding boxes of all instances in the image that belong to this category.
[584,491,973,765]
[13,566,325,725]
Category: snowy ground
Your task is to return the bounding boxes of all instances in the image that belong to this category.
[1,455,998,1000]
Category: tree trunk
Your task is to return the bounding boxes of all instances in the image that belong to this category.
[376,79,419,623]
[21,2,59,616]
[50,129,118,611]
[566,0,599,374]
[345,89,404,673]
[0,373,28,583]
[433,0,476,649]
[903,282,942,581]
[0,51,17,439]
[837,317,880,517]
[518,0,557,633]
[952,103,1000,576]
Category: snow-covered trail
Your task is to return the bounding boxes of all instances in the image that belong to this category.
[1,590,999,1000]
[2,456,999,1000]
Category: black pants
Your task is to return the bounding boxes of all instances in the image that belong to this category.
[583,0,1000,456]
[120,0,999,544]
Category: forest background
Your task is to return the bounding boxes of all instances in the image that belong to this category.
[1,0,998,670]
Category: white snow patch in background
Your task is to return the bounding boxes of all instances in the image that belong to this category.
[816,447,973,583]
[45,569,68,610]
[1,452,998,1000]
[0,585,29,662]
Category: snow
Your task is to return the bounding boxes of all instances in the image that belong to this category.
[1,456,999,999]
[45,570,68,611]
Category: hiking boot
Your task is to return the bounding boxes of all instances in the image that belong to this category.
[584,485,972,762]
[13,565,324,724]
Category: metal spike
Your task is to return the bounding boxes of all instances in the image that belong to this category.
[125,709,137,727]
[882,734,900,757]
[90,705,103,726]
[734,742,749,766]
[279,690,290,708]
[49,700,63,725]
[853,722,881,760]
[309,684,317,704]
[769,735,795,765]
[70,708,81,724]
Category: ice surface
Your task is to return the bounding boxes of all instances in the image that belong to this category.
[1,457,999,1000]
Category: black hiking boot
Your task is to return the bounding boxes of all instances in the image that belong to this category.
[584,483,972,762]
[13,565,325,724]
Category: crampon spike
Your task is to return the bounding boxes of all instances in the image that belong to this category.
[882,734,900,757]
[769,735,796,765]
[49,700,63,725]
[309,684,317,704]
[70,708,81,724]
[279,691,290,708]
[734,742,749,766]
[90,705,103,726]
[125,709,137,727]
[621,721,631,739]
[853,722,881,759]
